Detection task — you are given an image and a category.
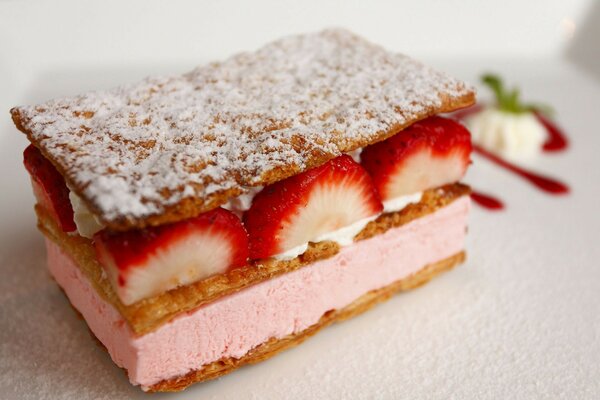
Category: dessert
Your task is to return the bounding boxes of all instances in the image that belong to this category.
[11,29,475,391]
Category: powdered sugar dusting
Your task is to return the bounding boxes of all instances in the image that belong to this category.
[13,29,472,228]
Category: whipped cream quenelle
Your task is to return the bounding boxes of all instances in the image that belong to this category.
[46,196,470,390]
[464,74,552,161]
[465,108,545,160]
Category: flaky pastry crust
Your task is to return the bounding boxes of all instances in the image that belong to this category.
[13,29,474,230]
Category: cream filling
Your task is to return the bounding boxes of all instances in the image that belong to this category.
[67,184,422,262]
[345,148,363,163]
[273,192,423,260]
[68,185,263,238]
[221,186,263,217]
[382,192,423,213]
[68,190,105,238]
[67,186,422,257]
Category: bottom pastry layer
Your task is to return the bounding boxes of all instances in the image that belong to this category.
[46,196,470,391]
[150,251,465,392]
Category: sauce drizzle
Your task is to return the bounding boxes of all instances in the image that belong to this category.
[470,190,504,210]
[473,145,569,195]
[534,111,569,152]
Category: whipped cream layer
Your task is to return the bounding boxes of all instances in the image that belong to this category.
[46,196,469,389]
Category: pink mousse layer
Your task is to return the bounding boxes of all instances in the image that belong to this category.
[46,196,469,389]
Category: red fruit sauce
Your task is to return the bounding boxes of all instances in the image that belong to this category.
[472,145,569,195]
[470,190,504,211]
[534,111,569,152]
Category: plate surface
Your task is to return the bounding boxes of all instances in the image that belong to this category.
[1,2,599,399]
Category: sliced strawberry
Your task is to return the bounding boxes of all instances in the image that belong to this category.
[23,144,76,232]
[360,116,472,200]
[94,207,248,305]
[243,155,383,259]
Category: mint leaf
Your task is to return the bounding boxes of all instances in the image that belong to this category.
[482,74,504,104]
[480,73,553,115]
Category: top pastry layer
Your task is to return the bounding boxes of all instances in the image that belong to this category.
[11,28,474,230]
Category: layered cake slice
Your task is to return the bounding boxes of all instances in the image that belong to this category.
[11,29,475,391]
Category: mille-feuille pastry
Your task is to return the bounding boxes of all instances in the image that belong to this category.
[11,29,475,392]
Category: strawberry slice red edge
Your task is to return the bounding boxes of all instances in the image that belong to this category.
[94,207,249,278]
[243,154,383,260]
[360,116,472,198]
[23,144,76,232]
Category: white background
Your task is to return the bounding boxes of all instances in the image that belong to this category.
[1,1,599,399]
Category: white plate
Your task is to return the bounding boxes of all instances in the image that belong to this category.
[1,2,599,399]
